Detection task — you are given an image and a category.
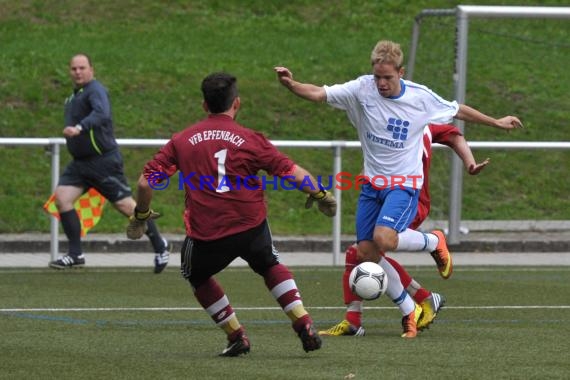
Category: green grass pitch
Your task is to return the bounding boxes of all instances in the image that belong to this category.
[1,266,569,379]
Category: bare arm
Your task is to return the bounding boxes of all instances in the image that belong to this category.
[274,66,327,103]
[282,164,326,196]
[134,174,153,212]
[455,104,523,130]
[446,134,490,175]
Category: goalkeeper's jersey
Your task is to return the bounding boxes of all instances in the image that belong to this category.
[325,76,459,189]
[143,114,295,241]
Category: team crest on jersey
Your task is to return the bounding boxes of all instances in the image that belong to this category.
[387,118,410,141]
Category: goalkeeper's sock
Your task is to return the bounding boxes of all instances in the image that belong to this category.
[145,219,166,253]
[263,264,312,332]
[194,277,243,336]
[60,209,82,255]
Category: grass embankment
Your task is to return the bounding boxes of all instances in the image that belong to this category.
[1,0,568,234]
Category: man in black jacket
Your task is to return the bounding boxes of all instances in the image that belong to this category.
[49,53,170,273]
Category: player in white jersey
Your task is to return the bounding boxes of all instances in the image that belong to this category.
[325,72,459,191]
[275,40,523,337]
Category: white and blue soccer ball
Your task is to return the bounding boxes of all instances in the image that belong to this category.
[349,262,388,300]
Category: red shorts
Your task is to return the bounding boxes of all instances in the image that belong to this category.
[409,201,429,230]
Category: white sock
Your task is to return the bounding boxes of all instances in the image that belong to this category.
[379,257,414,315]
[393,290,415,315]
[425,232,439,251]
[396,228,438,252]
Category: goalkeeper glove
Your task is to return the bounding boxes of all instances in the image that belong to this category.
[305,190,337,217]
[126,207,161,240]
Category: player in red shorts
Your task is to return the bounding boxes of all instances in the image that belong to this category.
[320,123,490,337]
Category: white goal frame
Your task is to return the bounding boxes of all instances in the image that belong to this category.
[407,5,570,244]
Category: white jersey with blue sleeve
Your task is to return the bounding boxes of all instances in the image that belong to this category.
[324,76,459,189]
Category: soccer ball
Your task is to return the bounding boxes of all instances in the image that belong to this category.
[349,262,388,300]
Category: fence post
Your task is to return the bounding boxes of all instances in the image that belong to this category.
[448,8,470,244]
[49,141,60,261]
[332,145,343,265]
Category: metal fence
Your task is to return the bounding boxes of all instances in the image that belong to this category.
[1,138,570,265]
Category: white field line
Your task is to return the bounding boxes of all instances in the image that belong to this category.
[1,305,569,312]
[2,267,570,275]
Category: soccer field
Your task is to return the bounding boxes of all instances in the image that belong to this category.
[1,267,568,379]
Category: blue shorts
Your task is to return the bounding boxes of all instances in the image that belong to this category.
[356,183,420,242]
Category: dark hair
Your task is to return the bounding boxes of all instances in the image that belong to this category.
[201,72,238,113]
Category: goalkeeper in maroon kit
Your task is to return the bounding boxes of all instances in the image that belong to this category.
[127,72,336,357]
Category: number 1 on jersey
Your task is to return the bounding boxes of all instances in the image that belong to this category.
[214,149,230,193]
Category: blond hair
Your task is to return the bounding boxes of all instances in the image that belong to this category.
[370,40,403,68]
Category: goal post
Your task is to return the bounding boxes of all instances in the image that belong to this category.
[407,5,570,244]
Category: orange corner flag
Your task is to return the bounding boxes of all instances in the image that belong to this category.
[43,188,107,237]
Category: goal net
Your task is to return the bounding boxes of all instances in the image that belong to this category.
[405,6,570,238]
